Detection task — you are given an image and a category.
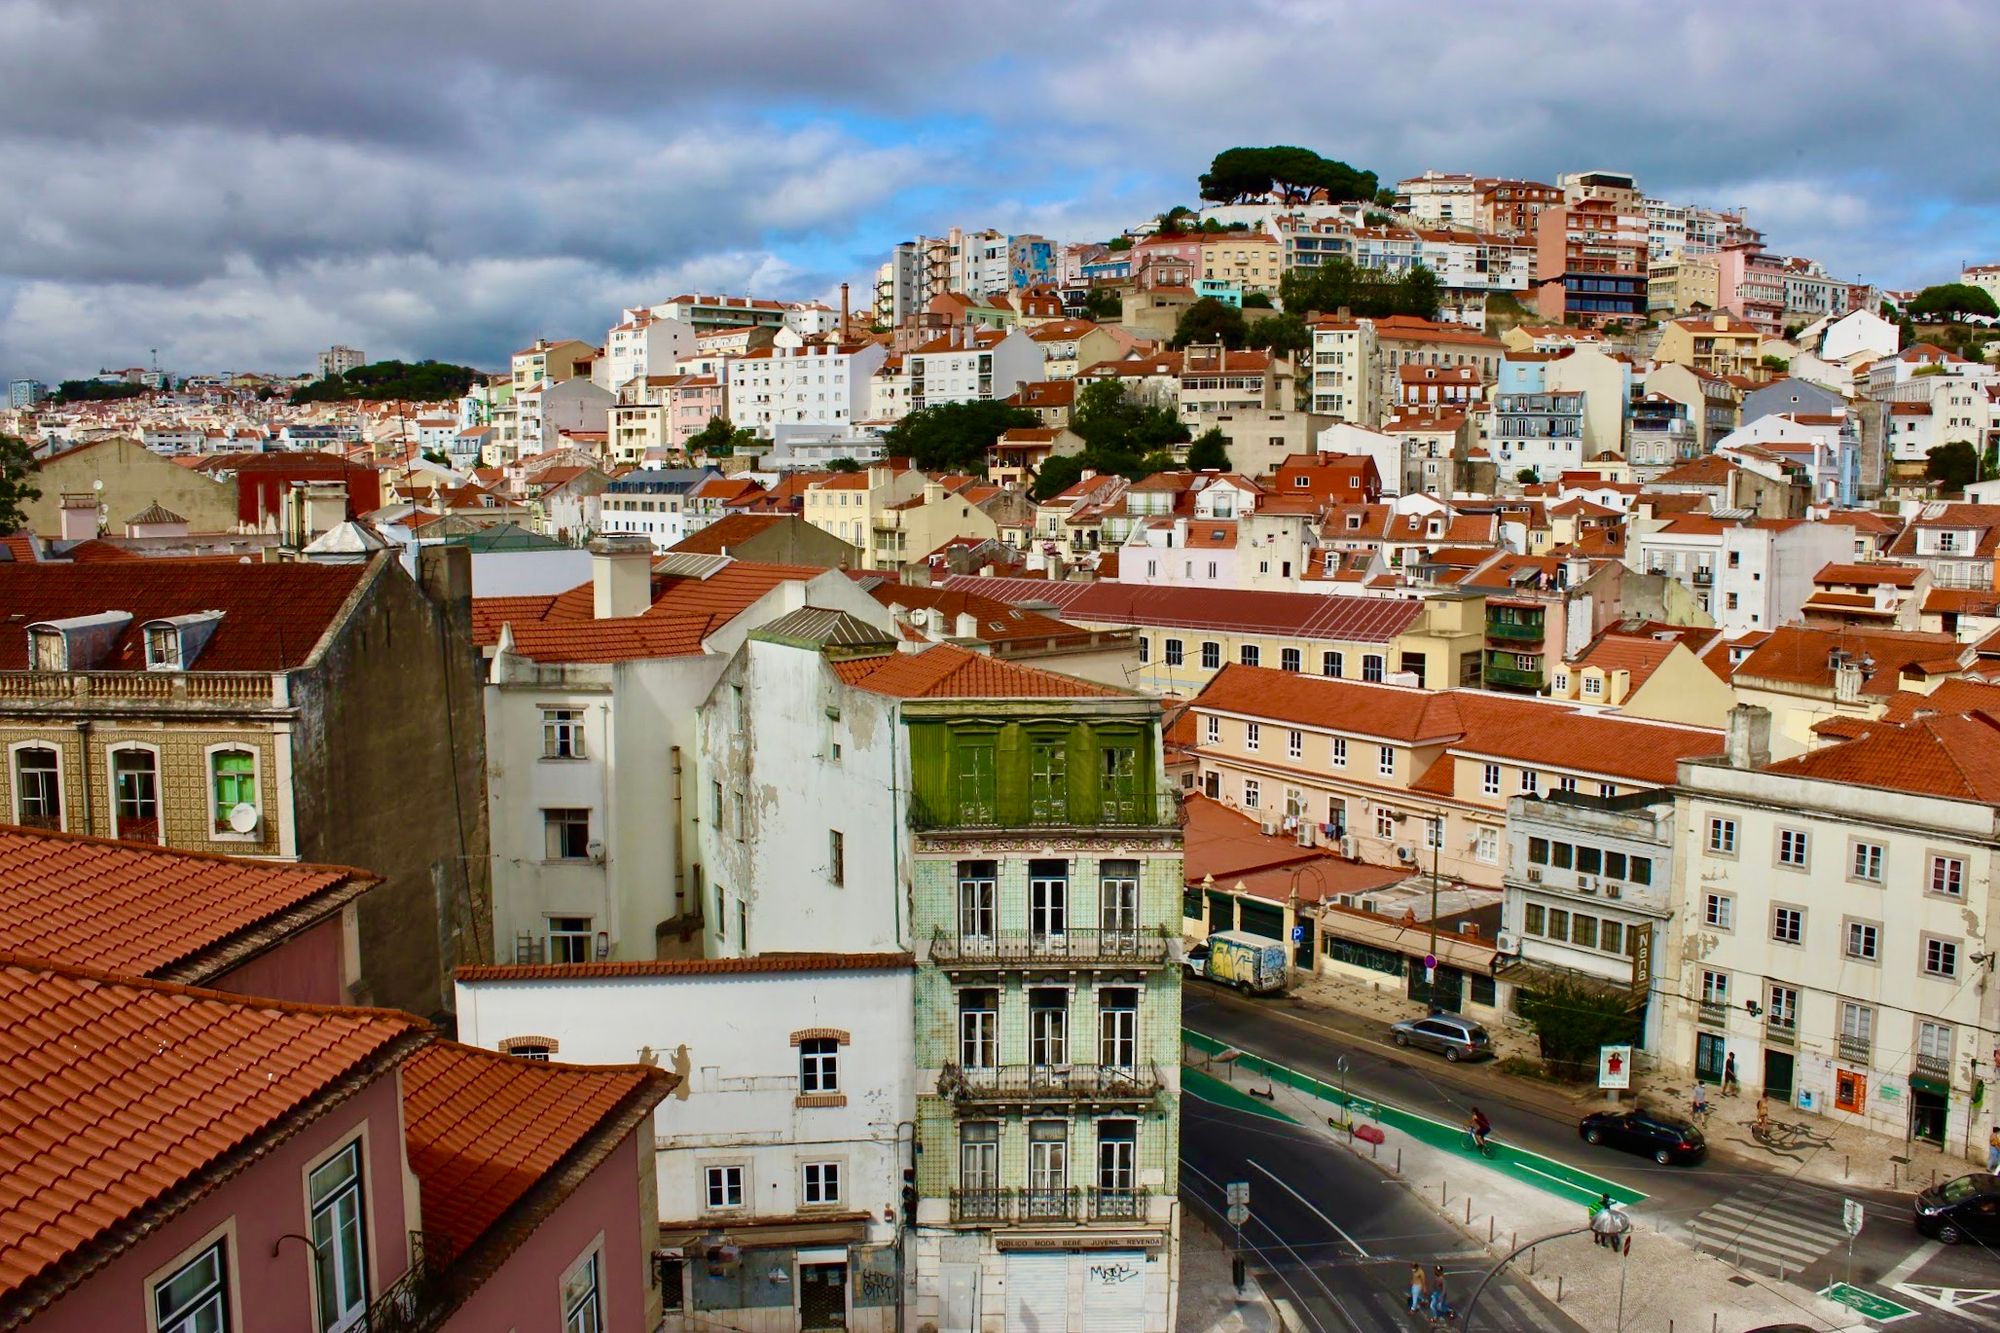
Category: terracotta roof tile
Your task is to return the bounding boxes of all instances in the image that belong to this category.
[667,513,788,555]
[0,827,373,981]
[401,1043,671,1259]
[470,560,823,647]
[1816,562,1919,588]
[1763,712,2000,802]
[830,645,1124,699]
[500,616,712,663]
[1060,583,1423,642]
[458,952,913,982]
[0,562,369,671]
[1731,625,1959,696]
[0,959,425,1306]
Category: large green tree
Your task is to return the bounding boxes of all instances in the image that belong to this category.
[1186,428,1232,472]
[1926,440,1983,494]
[1198,146,1379,206]
[0,432,39,532]
[1169,298,1248,350]
[1279,256,1441,322]
[884,400,1038,472]
[1514,976,1642,1082]
[52,380,146,404]
[1909,283,2000,323]
[290,359,482,404]
[1030,453,1087,502]
[1080,286,1124,321]
[1242,312,1312,360]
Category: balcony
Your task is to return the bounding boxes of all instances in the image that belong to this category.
[1691,568,1713,585]
[1764,1021,1796,1048]
[947,1187,1151,1226]
[362,1231,456,1333]
[908,791,1183,833]
[1698,1000,1730,1028]
[1486,619,1545,643]
[938,1062,1163,1108]
[929,926,1173,972]
[1483,662,1544,689]
[1913,1052,1952,1081]
[1839,1035,1872,1066]
[0,670,287,709]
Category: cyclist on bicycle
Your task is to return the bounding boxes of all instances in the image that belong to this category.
[1468,1106,1492,1153]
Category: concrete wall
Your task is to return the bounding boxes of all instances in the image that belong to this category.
[25,437,239,537]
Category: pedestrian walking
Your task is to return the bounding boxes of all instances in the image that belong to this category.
[1429,1265,1453,1321]
[1722,1053,1739,1096]
[1408,1261,1428,1312]
[1987,1125,2000,1174]
[1754,1092,1771,1135]
[1691,1081,1709,1120]
[1590,1192,1627,1250]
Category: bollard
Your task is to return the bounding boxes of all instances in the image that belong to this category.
[1372,1138,1378,1161]
[1712,1314,1719,1333]
[1556,1275,1563,1304]
[1489,1217,1496,1244]
[1529,1247,1536,1276]
[1845,1154,1850,1179]
[1465,1197,1471,1225]
[1396,1148,1402,1174]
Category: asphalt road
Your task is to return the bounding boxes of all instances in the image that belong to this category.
[1182,1093,1584,1331]
[1183,983,2000,1326]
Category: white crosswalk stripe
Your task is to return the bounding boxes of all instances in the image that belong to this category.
[1683,1184,1851,1275]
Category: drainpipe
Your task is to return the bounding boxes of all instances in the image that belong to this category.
[73,721,94,836]
[670,745,686,920]
[889,706,905,951]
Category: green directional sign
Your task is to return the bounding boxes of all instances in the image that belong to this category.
[1818,1282,1917,1322]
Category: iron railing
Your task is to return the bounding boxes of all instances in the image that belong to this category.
[937,1062,1161,1105]
[909,792,1182,833]
[1485,620,1546,642]
[362,1231,456,1333]
[929,926,1172,970]
[1763,1020,1796,1048]
[946,1187,1150,1225]
[1914,1051,1951,1080]
[1698,1000,1730,1027]
[1483,663,1545,689]
[1839,1035,1872,1065]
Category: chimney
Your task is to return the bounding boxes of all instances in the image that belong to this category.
[955,611,980,639]
[590,533,654,619]
[59,492,98,542]
[840,282,850,338]
[417,542,473,641]
[1724,704,1771,770]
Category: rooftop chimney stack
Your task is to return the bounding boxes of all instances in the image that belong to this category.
[590,533,654,620]
[1724,704,1772,770]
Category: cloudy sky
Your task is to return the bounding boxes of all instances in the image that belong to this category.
[1,0,1993,383]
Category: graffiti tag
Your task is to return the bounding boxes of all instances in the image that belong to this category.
[1089,1262,1140,1286]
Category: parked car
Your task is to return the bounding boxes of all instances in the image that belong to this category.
[1577,1109,1706,1165]
[1915,1173,2000,1244]
[1181,941,1210,978]
[1388,1013,1493,1063]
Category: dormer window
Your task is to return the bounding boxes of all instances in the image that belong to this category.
[146,625,182,671]
[29,628,65,672]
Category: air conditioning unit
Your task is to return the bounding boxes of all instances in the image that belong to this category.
[1526,867,1542,883]
[1395,844,1415,863]
[1494,931,1519,955]
[1261,820,1279,837]
[1605,884,1623,900]
[1339,835,1356,858]
[1577,876,1598,894]
[1296,826,1313,848]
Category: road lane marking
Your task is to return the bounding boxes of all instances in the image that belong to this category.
[1880,1239,1944,1288]
[1248,1156,1372,1259]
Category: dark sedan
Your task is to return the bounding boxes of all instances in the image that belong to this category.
[1915,1173,2000,1244]
[1578,1108,1707,1165]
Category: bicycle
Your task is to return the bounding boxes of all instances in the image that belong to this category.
[1464,1128,1496,1159]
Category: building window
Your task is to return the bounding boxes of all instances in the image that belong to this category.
[1481,763,1500,796]
[1708,817,1736,855]
[1377,745,1394,776]
[1700,970,1729,1006]
[1029,1121,1069,1196]
[959,989,998,1068]
[1203,715,1220,744]
[706,1165,745,1210]
[1242,778,1260,809]
[1703,893,1734,930]
[210,749,257,834]
[828,830,844,886]
[958,862,996,940]
[1777,828,1809,868]
[1137,636,1149,664]
[1029,989,1068,1068]
[1919,1020,1953,1067]
[145,624,183,671]
[961,1122,1000,1190]
[1284,728,1302,760]
[1101,861,1140,938]
[1475,827,1498,864]
[1281,647,1302,672]
[1240,645,1261,667]
[154,1240,229,1333]
[11,746,60,830]
[309,1142,368,1332]
[1845,920,1880,961]
[1100,988,1138,1068]
[1768,984,1798,1031]
[1925,937,1960,978]
[111,747,160,844]
[544,808,591,860]
[546,916,592,964]
[1362,654,1385,682]
[800,1038,840,1094]
[1331,736,1347,767]
[1850,841,1884,882]
[1374,807,1394,839]
[1931,855,1966,898]
[556,1251,603,1333]
[1097,1119,1137,1193]
[1245,722,1260,751]
[542,707,586,758]
[1323,651,1343,677]
[802,1162,842,1206]
[1165,638,1184,666]
[1518,768,1538,795]
[1772,906,1803,944]
[1202,641,1221,669]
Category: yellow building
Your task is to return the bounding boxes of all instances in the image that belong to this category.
[1197,231,1284,295]
[869,479,1003,574]
[801,464,925,564]
[24,437,239,538]
[1548,633,1737,729]
[511,337,596,394]
[1653,312,1764,380]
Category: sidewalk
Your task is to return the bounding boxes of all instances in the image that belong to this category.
[1175,1211,1283,1333]
[1229,1048,1867,1331]
[1273,969,1982,1195]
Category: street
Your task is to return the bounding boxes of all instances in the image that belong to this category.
[1182,984,2000,1328]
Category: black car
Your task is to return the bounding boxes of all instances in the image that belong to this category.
[1915,1173,2000,1244]
[1578,1109,1706,1165]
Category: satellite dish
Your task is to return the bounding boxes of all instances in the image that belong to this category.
[226,802,260,834]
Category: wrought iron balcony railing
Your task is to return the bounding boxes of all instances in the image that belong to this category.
[362,1231,456,1333]
[908,791,1183,833]
[947,1187,1151,1225]
[929,926,1173,970]
[937,1061,1162,1106]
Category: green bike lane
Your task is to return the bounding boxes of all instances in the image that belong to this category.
[1186,1028,1646,1209]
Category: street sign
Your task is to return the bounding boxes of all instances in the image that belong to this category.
[1225,1181,1250,1207]
[1598,1044,1633,1091]
[1226,1203,1249,1227]
[1290,924,1305,943]
[1818,1283,1913,1322]
[1843,1198,1865,1236]
[1423,953,1437,971]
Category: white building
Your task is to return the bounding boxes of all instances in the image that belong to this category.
[455,954,917,1333]
[1630,515,1856,634]
[785,301,843,338]
[1395,171,1477,226]
[318,344,365,378]
[605,310,698,393]
[908,329,1044,412]
[1665,706,2000,1154]
[727,332,889,435]
[1308,316,1381,425]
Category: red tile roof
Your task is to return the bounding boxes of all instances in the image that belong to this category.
[667,512,788,555]
[1816,562,1919,588]
[1877,680,2000,723]
[458,951,914,982]
[500,616,712,663]
[1061,582,1423,643]
[0,959,425,1307]
[0,826,374,982]
[831,645,1124,699]
[936,575,1094,613]
[873,585,1091,645]
[1731,626,1960,696]
[0,561,370,671]
[401,1042,672,1259]
[1565,633,1678,692]
[1764,712,2000,801]
[470,560,823,647]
